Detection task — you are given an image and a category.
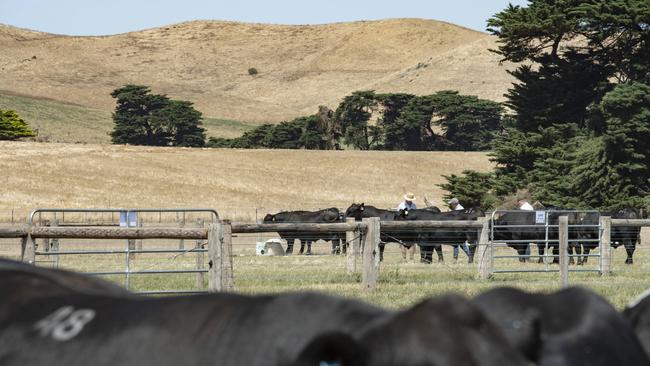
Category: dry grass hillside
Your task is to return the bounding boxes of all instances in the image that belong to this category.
[0,19,514,124]
[0,141,493,221]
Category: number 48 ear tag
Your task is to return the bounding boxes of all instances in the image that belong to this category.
[33,306,96,341]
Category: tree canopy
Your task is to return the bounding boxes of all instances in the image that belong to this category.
[444,0,650,210]
[110,85,205,147]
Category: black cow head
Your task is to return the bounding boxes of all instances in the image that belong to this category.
[263,214,275,222]
[345,203,365,221]
[397,209,409,218]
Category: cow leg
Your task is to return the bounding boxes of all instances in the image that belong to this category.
[582,247,591,265]
[624,240,635,265]
[331,239,340,255]
[568,245,575,265]
[379,242,386,262]
[537,244,545,264]
[515,245,527,263]
[452,244,459,261]
[467,242,477,264]
[420,245,433,264]
[408,244,415,261]
[575,244,583,265]
[286,239,295,255]
[305,241,312,255]
[299,240,305,255]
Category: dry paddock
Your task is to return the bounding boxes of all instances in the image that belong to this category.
[1,226,649,309]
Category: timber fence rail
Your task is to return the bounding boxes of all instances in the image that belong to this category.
[1,217,650,293]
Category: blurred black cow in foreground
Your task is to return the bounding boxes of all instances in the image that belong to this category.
[0,259,527,366]
[474,286,650,366]
[624,289,650,359]
[395,207,485,264]
[263,208,344,255]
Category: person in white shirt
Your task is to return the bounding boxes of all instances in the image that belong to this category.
[448,198,470,260]
[518,199,534,211]
[396,193,418,261]
[397,193,417,211]
[448,197,465,211]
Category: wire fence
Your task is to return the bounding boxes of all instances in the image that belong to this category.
[1,207,649,309]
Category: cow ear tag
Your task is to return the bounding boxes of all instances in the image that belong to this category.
[319,362,342,366]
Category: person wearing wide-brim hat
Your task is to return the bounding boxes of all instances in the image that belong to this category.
[396,193,418,261]
[397,192,417,211]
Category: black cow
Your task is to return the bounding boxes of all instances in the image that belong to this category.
[263,208,344,255]
[395,207,484,264]
[623,289,650,359]
[492,210,587,264]
[344,203,443,261]
[345,203,402,261]
[0,260,528,366]
[610,208,643,264]
[0,258,132,300]
[474,286,650,366]
[563,208,642,265]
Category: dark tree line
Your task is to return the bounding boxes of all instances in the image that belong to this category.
[208,90,504,151]
[443,0,650,211]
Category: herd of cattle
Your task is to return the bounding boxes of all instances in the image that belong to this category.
[2,258,650,365]
[263,204,644,265]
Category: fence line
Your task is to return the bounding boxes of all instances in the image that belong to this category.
[2,217,650,293]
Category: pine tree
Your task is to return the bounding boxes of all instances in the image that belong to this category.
[0,109,36,140]
[438,170,498,209]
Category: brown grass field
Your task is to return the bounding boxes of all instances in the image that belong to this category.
[1,140,649,309]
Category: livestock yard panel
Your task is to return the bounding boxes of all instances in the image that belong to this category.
[1,223,649,309]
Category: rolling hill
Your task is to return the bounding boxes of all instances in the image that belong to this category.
[0,19,515,142]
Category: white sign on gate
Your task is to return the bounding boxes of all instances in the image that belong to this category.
[119,211,138,227]
[535,211,546,224]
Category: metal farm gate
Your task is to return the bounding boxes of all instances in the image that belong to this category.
[28,208,219,294]
[489,210,603,275]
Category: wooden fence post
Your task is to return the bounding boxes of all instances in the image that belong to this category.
[178,213,186,250]
[196,218,205,288]
[136,218,143,251]
[51,219,60,268]
[600,216,612,276]
[559,215,569,288]
[477,218,492,279]
[346,217,358,275]
[362,217,380,290]
[208,220,234,292]
[21,228,36,265]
